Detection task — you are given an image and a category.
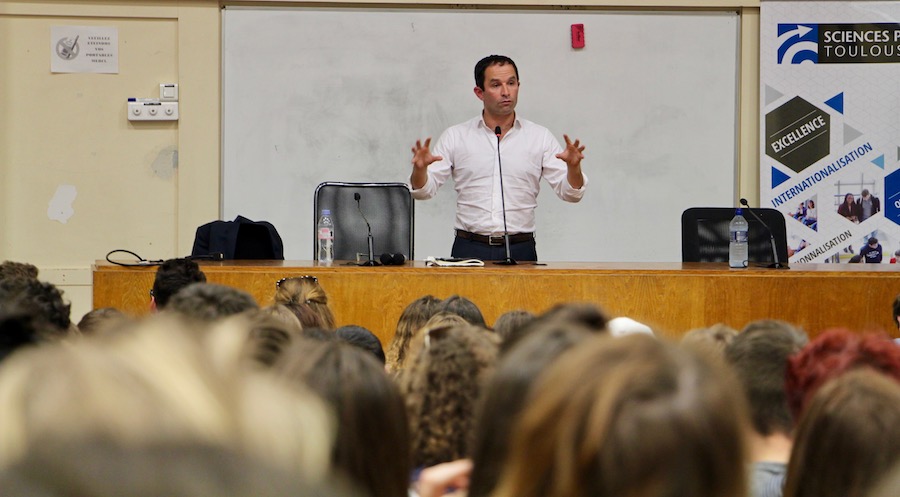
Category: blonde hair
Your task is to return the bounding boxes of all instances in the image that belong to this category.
[0,315,334,479]
[273,277,336,329]
[385,295,441,372]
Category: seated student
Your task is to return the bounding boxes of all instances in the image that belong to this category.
[438,295,486,328]
[0,315,334,481]
[150,258,207,311]
[273,340,409,497]
[398,324,499,469]
[785,329,900,423]
[76,307,133,336]
[0,276,74,338]
[165,283,258,323]
[0,261,39,280]
[783,369,900,497]
[0,437,356,497]
[467,321,593,497]
[491,334,749,497]
[273,276,336,329]
[725,320,809,497]
[386,295,442,373]
[491,309,536,343]
[335,325,386,365]
[680,323,739,360]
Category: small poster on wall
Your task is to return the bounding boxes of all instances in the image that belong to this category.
[50,25,118,74]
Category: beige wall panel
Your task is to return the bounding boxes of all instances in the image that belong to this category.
[1,15,178,264]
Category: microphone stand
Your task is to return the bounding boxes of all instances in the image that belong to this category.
[740,198,789,269]
[492,125,517,265]
[355,193,381,266]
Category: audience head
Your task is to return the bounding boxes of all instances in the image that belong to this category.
[439,295,486,328]
[501,302,609,355]
[491,309,536,342]
[0,438,356,497]
[785,328,900,422]
[0,277,72,336]
[784,369,900,497]
[468,321,593,497]
[0,306,50,363]
[76,307,133,336]
[386,295,442,372]
[725,319,808,437]
[274,339,409,497]
[242,307,303,368]
[681,323,739,359]
[0,315,334,479]
[335,325,385,365]
[166,283,258,323]
[274,276,335,329]
[399,324,499,468]
[492,334,749,497]
[150,258,207,310]
[0,261,39,281]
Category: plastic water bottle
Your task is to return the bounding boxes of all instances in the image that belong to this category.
[317,209,334,264]
[729,208,749,268]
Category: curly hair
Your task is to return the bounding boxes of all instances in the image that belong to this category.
[273,277,335,329]
[0,277,71,334]
[0,261,39,280]
[385,295,441,372]
[785,328,900,423]
[399,324,499,468]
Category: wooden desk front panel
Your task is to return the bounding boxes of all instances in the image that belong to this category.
[93,261,900,345]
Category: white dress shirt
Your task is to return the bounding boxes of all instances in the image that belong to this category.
[411,115,587,236]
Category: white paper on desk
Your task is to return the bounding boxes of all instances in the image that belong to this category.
[425,257,485,267]
[51,26,119,74]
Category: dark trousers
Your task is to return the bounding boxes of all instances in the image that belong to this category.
[451,236,538,261]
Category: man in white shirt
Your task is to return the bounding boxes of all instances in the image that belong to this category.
[410,55,588,261]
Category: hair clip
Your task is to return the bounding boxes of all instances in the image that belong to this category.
[276,275,318,288]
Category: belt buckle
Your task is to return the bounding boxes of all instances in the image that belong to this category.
[488,236,505,246]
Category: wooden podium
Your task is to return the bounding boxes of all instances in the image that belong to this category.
[94,260,900,345]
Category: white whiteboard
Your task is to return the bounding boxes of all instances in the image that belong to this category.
[223,7,740,262]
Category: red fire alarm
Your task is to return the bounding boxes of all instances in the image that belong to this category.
[571,24,585,49]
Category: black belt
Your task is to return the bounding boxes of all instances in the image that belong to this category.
[455,229,534,246]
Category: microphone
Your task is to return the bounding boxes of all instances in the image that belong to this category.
[354,192,381,266]
[739,198,788,269]
[493,125,517,266]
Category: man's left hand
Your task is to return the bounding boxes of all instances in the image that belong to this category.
[556,134,585,169]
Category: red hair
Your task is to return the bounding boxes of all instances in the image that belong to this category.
[785,328,900,422]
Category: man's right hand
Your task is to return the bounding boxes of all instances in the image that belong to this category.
[410,138,443,190]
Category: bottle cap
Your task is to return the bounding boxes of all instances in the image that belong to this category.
[736,208,743,215]
[322,209,331,215]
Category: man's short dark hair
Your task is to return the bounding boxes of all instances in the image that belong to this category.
[725,320,808,436]
[869,237,878,246]
[166,283,258,323]
[152,258,207,309]
[474,55,519,91]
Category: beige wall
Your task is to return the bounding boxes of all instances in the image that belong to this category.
[0,1,220,321]
[1,0,759,323]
